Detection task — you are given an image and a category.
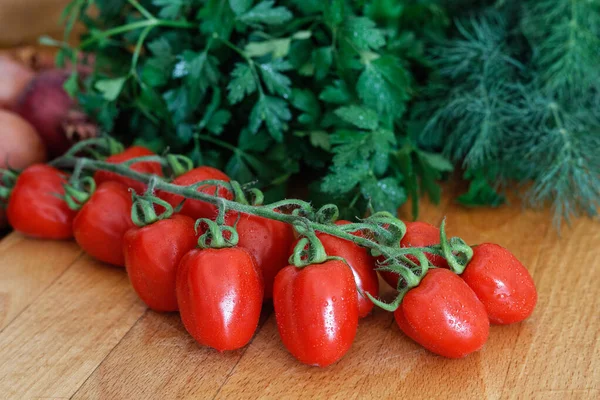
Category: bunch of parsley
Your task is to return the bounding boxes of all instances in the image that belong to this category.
[56,0,452,218]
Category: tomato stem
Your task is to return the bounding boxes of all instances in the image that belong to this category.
[49,147,472,311]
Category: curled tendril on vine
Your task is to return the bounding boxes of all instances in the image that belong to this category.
[41,138,477,313]
[196,218,239,249]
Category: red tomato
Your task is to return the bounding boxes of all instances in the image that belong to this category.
[72,182,134,266]
[124,214,197,312]
[7,164,75,239]
[226,212,295,300]
[177,247,263,351]
[159,166,232,220]
[273,259,359,367]
[380,221,448,289]
[461,243,537,325]
[394,268,489,358]
[290,220,379,318]
[93,146,162,194]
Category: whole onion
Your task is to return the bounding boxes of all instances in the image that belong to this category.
[0,56,34,109]
[13,69,97,158]
[0,109,46,230]
[0,109,47,170]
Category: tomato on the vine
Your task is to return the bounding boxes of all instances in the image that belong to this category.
[73,181,134,266]
[380,221,448,289]
[159,166,232,220]
[94,146,162,194]
[227,212,295,300]
[461,243,537,325]
[7,164,76,239]
[290,220,379,318]
[273,259,359,367]
[124,214,197,312]
[176,246,263,351]
[394,268,489,358]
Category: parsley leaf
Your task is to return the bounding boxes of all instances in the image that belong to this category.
[249,95,291,141]
[228,0,252,15]
[153,0,184,20]
[360,176,407,214]
[342,17,386,51]
[227,63,257,104]
[95,77,127,101]
[334,105,379,130]
[357,55,411,118]
[258,60,292,97]
[238,1,293,26]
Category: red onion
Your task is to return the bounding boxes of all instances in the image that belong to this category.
[12,69,97,158]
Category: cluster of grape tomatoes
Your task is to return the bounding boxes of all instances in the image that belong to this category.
[2,145,538,367]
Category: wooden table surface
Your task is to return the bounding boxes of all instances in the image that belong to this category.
[0,190,598,400]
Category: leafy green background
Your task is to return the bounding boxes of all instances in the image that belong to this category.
[57,0,600,226]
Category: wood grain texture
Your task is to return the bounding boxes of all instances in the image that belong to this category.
[0,255,146,399]
[0,233,82,330]
[0,194,598,400]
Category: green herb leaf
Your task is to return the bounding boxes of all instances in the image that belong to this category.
[238,1,293,26]
[245,38,291,58]
[249,95,291,141]
[291,88,320,124]
[95,77,127,101]
[319,80,352,104]
[322,160,370,194]
[334,105,379,130]
[258,60,292,97]
[228,0,252,15]
[357,55,410,118]
[153,0,184,20]
[227,63,257,104]
[206,110,232,135]
[360,176,407,214]
[312,47,333,80]
[342,17,386,51]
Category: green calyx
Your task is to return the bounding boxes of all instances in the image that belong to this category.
[196,218,239,249]
[439,218,474,275]
[50,139,478,313]
[63,177,97,211]
[130,192,174,227]
[165,154,194,177]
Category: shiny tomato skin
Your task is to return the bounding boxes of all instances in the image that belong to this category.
[159,166,232,220]
[290,220,378,318]
[7,164,75,239]
[73,181,134,266]
[232,212,295,300]
[176,247,263,351]
[273,259,359,367]
[380,221,449,289]
[124,214,197,312]
[93,146,162,194]
[462,243,537,325]
[394,268,489,358]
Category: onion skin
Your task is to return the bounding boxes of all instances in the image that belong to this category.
[0,109,46,170]
[0,56,34,109]
[13,69,95,158]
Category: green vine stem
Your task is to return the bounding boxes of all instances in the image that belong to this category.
[130,178,175,227]
[196,218,239,249]
[439,218,474,274]
[63,177,96,211]
[48,145,473,311]
[54,154,437,258]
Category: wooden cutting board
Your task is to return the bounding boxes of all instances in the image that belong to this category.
[0,190,598,400]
